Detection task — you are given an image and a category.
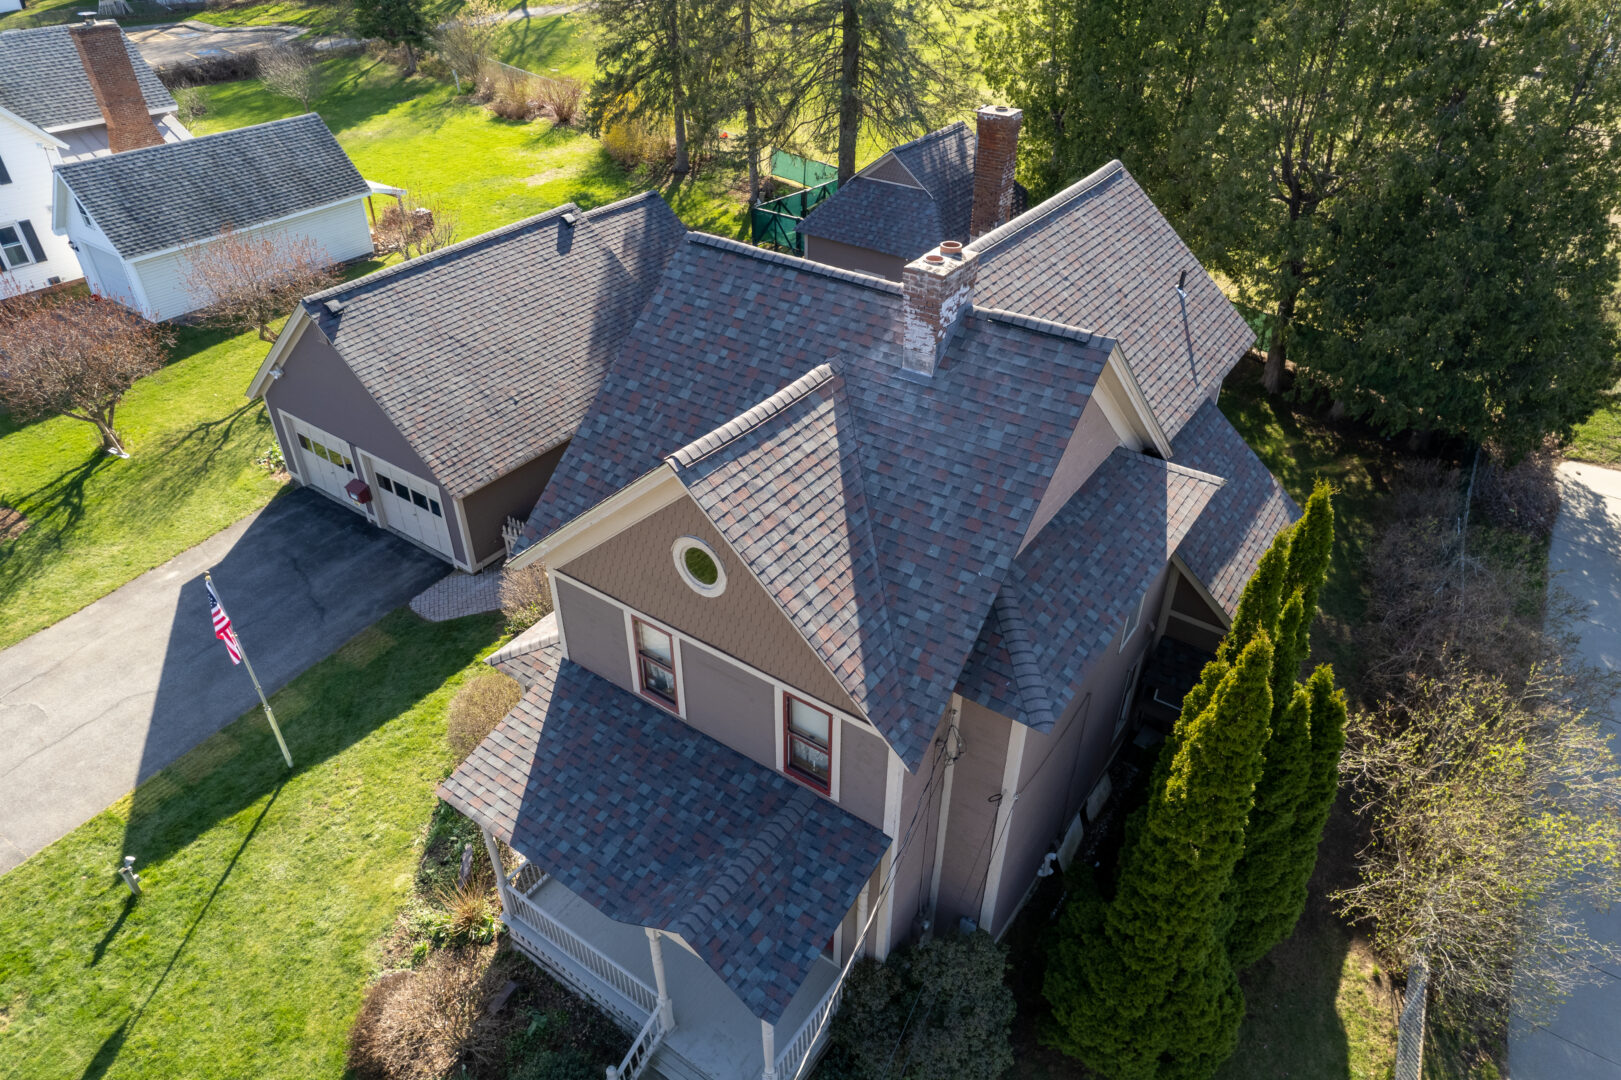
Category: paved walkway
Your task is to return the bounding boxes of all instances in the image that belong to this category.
[410,565,505,622]
[0,489,445,876]
[1509,461,1621,1078]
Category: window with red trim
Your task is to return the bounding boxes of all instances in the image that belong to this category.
[784,693,833,792]
[634,618,678,707]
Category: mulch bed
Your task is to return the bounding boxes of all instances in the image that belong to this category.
[0,507,29,541]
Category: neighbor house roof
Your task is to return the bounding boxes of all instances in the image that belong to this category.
[0,24,173,131]
[1171,400,1300,616]
[438,646,890,1025]
[523,234,1114,769]
[970,160,1256,441]
[297,193,685,498]
[55,113,367,259]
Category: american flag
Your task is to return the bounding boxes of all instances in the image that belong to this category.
[207,579,242,665]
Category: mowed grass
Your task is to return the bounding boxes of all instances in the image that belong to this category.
[0,322,292,650]
[1566,391,1621,467]
[189,52,747,238]
[0,610,504,1080]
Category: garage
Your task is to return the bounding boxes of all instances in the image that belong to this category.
[363,454,456,559]
[284,414,359,505]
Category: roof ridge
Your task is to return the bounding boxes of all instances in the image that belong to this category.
[973,306,1116,352]
[667,363,838,469]
[581,189,663,220]
[1121,446,1227,487]
[686,232,903,295]
[303,201,585,302]
[886,119,971,159]
[966,158,1128,255]
[993,585,1057,731]
[57,112,328,177]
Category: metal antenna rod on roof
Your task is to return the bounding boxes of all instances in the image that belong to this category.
[1176,269,1188,298]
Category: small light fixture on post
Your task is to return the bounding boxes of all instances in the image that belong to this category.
[118,855,141,897]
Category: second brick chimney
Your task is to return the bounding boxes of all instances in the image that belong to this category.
[901,241,978,377]
[71,22,164,154]
[970,104,1023,239]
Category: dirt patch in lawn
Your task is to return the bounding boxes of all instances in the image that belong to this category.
[0,506,29,541]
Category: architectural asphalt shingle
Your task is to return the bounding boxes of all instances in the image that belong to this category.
[798,123,976,257]
[970,160,1257,442]
[55,113,367,259]
[0,24,173,132]
[1171,399,1302,616]
[300,193,685,498]
[437,646,889,1025]
[525,232,1115,769]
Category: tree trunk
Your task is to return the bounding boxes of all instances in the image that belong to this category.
[836,0,860,183]
[258,321,275,342]
[669,0,690,176]
[402,42,417,76]
[741,0,760,204]
[94,411,127,457]
[1263,279,1301,395]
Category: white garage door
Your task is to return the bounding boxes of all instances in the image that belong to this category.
[284,414,360,505]
[364,454,455,559]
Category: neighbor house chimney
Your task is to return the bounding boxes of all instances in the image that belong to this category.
[970,104,1023,239]
[70,22,164,154]
[901,241,978,377]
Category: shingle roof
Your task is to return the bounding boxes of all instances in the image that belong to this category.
[1171,400,1300,616]
[957,448,1224,727]
[970,160,1256,440]
[889,122,977,241]
[798,122,977,257]
[56,114,367,259]
[299,193,685,497]
[524,235,1114,768]
[438,647,890,1025]
[0,24,173,131]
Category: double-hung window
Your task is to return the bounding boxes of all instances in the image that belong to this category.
[784,693,833,793]
[0,223,34,271]
[634,618,678,707]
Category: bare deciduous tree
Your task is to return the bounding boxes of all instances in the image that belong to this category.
[431,0,503,92]
[182,228,340,342]
[0,285,171,457]
[373,194,459,260]
[256,44,323,112]
[1337,663,1621,1029]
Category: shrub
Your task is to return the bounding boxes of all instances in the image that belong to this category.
[535,76,583,125]
[820,932,1015,1080]
[1476,441,1560,538]
[447,670,522,762]
[500,563,554,633]
[511,1049,600,1080]
[421,880,501,946]
[601,118,672,170]
[171,82,208,124]
[347,945,499,1080]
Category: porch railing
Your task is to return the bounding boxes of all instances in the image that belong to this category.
[607,1009,664,1080]
[502,864,660,1019]
[772,975,844,1080]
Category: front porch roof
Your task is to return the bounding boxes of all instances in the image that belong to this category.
[438,646,891,1025]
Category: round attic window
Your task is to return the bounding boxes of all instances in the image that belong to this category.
[673,537,726,597]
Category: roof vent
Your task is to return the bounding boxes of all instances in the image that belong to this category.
[324,298,346,315]
[1176,269,1188,299]
[561,211,580,227]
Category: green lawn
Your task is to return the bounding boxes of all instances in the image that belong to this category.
[1566,393,1621,467]
[0,321,297,650]
[0,609,504,1080]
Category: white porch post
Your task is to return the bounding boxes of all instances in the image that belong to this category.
[645,927,676,1031]
[481,826,508,908]
[760,1019,778,1080]
[855,882,869,960]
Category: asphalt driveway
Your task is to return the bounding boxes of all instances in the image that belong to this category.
[0,488,446,876]
[1509,461,1621,1078]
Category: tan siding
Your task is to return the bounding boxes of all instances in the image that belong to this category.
[561,494,862,716]
[1171,572,1227,625]
[1022,397,1121,550]
[934,699,1010,932]
[461,442,567,565]
[865,155,922,187]
[840,722,889,831]
[555,577,633,692]
[679,640,777,771]
[888,731,941,946]
[802,235,906,281]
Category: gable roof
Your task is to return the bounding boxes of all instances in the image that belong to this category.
[971,160,1256,441]
[56,113,367,259]
[296,193,685,498]
[523,234,1114,768]
[438,646,889,1025]
[0,24,173,132]
[799,122,978,257]
[1170,400,1300,616]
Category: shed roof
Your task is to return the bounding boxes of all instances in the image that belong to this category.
[798,123,976,257]
[56,113,367,259]
[0,24,173,132]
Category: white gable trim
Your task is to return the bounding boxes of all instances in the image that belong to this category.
[1102,344,1172,458]
[511,465,686,571]
[246,306,315,399]
[0,104,67,148]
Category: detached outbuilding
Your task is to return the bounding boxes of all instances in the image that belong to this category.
[245,193,687,569]
[52,112,383,320]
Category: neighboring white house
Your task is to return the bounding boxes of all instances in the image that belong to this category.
[0,21,188,293]
[53,112,382,320]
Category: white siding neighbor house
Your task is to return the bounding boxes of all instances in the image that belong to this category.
[0,21,188,294]
[53,112,381,320]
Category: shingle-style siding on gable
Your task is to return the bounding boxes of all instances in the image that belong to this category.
[560,492,864,718]
[56,113,367,259]
[0,24,172,130]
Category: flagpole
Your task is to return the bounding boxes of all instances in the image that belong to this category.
[205,571,293,769]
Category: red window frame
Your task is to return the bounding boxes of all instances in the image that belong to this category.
[783,692,833,794]
[633,617,679,709]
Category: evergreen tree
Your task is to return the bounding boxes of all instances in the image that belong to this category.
[353,0,430,75]
[1045,634,1274,1079]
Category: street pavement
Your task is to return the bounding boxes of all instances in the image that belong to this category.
[0,489,446,876]
[1508,461,1621,1078]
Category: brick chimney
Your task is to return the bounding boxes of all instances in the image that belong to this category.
[71,22,164,154]
[901,241,978,377]
[970,105,1023,239]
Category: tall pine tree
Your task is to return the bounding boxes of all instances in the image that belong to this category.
[354,0,430,74]
[1045,634,1274,1079]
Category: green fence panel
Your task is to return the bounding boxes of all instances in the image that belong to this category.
[770,150,838,189]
